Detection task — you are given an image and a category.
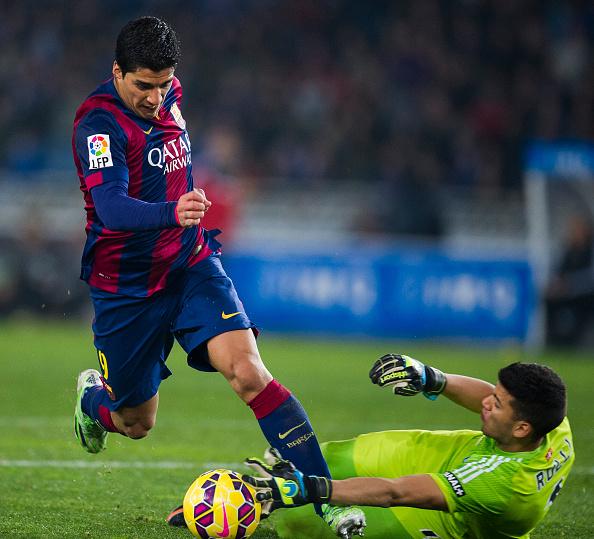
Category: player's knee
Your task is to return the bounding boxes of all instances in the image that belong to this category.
[225,352,270,401]
[121,417,155,439]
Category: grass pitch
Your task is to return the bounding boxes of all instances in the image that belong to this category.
[0,320,592,538]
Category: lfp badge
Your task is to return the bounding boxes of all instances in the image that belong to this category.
[87,134,114,169]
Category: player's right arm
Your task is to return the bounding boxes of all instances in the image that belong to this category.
[328,474,447,510]
[74,109,209,230]
[242,458,447,516]
[369,353,493,413]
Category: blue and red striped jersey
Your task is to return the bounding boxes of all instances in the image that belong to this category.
[72,77,217,296]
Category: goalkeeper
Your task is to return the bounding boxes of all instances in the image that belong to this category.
[244,356,574,539]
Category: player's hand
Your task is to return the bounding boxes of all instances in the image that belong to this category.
[176,188,211,227]
[369,353,447,399]
[242,457,331,517]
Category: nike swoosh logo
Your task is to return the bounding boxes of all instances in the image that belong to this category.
[217,502,229,537]
[142,126,153,135]
[278,421,307,440]
[221,311,241,320]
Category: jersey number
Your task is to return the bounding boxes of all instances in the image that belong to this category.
[546,479,564,509]
[97,350,109,379]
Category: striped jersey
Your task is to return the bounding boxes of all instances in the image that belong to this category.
[72,76,215,296]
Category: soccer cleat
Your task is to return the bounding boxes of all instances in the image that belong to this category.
[74,369,108,453]
[166,504,186,527]
[322,504,367,539]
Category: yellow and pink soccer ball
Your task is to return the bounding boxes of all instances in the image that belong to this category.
[183,469,261,538]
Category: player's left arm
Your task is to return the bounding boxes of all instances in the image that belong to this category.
[370,353,494,413]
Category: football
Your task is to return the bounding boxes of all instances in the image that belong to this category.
[183,468,261,539]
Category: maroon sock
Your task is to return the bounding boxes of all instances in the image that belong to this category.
[248,379,291,419]
[248,379,331,483]
[98,404,122,433]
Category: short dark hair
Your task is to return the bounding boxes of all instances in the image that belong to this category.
[498,362,566,441]
[115,16,181,75]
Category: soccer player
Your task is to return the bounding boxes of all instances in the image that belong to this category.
[244,356,574,539]
[71,16,364,538]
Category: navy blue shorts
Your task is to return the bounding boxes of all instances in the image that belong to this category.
[90,255,256,411]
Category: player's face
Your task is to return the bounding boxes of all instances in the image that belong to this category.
[112,62,174,120]
[480,383,527,448]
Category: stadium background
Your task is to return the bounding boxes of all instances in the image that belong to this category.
[0,1,593,538]
[1,0,593,346]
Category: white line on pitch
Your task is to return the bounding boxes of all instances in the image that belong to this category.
[0,459,242,470]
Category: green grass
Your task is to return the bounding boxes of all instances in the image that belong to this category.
[0,320,592,538]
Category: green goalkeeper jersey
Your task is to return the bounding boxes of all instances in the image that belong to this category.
[350,417,574,538]
[273,419,574,539]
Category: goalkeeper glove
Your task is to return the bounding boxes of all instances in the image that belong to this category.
[369,353,447,400]
[242,456,331,517]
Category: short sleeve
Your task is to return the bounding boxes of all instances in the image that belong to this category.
[431,460,515,516]
[74,108,129,189]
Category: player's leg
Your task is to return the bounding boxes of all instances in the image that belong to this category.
[74,289,176,452]
[110,393,160,438]
[76,368,162,445]
[170,328,366,536]
[173,255,365,535]
[206,328,331,479]
[270,435,442,539]
[324,430,460,479]
[314,432,467,538]
[174,256,332,478]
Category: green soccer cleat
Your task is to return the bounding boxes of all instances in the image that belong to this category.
[322,504,367,539]
[74,369,108,454]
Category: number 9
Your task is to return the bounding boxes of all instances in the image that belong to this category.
[97,350,109,380]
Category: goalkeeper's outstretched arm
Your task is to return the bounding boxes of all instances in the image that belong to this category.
[330,474,447,510]
[243,458,447,515]
[369,353,494,413]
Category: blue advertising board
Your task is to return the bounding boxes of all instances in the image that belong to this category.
[525,141,594,179]
[222,246,535,341]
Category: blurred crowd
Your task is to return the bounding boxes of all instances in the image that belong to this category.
[0,231,87,319]
[1,0,594,341]
[1,0,593,195]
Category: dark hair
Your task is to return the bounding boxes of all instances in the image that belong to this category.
[115,16,181,75]
[498,362,566,441]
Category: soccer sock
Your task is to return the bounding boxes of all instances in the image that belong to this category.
[248,380,331,479]
[81,386,120,433]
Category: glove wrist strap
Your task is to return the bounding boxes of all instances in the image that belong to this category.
[423,366,447,400]
[305,476,333,504]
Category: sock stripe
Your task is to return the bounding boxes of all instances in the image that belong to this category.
[98,405,120,433]
[248,379,291,419]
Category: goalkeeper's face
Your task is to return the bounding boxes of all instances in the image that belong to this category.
[112,62,174,120]
[480,384,525,445]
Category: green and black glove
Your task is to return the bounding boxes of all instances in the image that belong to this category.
[369,353,447,400]
[242,456,331,517]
